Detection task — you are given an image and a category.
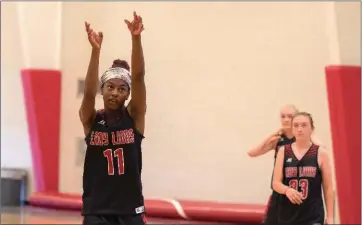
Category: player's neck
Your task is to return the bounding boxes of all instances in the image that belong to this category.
[294,139,312,150]
[284,129,294,139]
[104,107,123,120]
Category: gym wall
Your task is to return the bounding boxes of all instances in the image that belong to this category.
[1,2,360,217]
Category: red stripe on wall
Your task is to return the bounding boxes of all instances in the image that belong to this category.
[21,69,61,192]
[325,65,361,224]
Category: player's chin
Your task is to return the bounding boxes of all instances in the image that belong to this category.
[283,121,291,126]
[295,134,308,140]
[282,125,291,131]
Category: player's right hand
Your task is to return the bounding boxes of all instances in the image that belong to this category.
[286,188,303,205]
[85,22,103,49]
[267,134,281,146]
[274,128,284,136]
[267,135,280,144]
[266,128,284,147]
[124,11,144,36]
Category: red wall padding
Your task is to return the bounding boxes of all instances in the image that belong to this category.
[21,69,61,192]
[325,65,361,224]
[28,192,266,223]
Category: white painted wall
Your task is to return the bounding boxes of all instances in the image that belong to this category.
[1,2,31,169]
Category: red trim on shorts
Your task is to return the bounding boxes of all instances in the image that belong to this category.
[141,214,147,224]
[264,194,273,218]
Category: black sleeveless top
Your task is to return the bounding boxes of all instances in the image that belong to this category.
[275,134,296,158]
[270,134,296,189]
[81,108,145,216]
[278,144,324,225]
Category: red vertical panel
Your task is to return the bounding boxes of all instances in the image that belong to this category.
[325,65,361,224]
[21,69,61,192]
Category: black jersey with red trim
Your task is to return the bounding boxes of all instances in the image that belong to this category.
[270,134,296,188]
[275,134,296,158]
[81,108,145,216]
[278,144,324,225]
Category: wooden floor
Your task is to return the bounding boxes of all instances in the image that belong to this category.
[1,206,82,224]
[1,206,240,224]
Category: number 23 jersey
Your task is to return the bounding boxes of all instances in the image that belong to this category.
[279,144,324,225]
[82,109,145,216]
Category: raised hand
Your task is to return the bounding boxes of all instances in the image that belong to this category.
[124,11,144,36]
[85,22,103,49]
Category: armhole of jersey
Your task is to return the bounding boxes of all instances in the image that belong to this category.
[84,110,101,141]
[313,144,322,170]
[124,107,145,139]
[284,144,291,153]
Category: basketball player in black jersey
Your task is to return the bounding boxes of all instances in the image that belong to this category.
[273,112,334,225]
[79,12,147,225]
[248,104,297,224]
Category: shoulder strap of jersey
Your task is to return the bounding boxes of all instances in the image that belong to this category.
[124,107,145,139]
[84,110,105,141]
[88,109,105,127]
[124,106,134,120]
[311,144,320,160]
[284,144,292,151]
[311,143,320,151]
[310,144,321,166]
[95,109,105,120]
[283,144,291,159]
[97,108,105,115]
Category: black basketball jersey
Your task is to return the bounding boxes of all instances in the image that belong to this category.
[270,134,296,188]
[274,134,296,158]
[278,144,324,225]
[82,108,145,216]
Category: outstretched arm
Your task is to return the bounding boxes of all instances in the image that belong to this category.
[125,12,146,135]
[248,129,281,157]
[79,22,103,135]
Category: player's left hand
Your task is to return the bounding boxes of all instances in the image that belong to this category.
[125,11,144,36]
[325,217,333,224]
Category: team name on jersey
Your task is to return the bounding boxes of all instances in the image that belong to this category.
[285,166,317,178]
[89,129,135,146]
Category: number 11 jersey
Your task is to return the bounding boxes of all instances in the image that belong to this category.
[82,108,145,216]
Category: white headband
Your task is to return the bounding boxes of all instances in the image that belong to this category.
[100,67,131,88]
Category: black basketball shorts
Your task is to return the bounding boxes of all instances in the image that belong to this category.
[263,191,279,225]
[83,214,147,225]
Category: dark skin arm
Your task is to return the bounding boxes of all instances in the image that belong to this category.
[125,12,146,135]
[79,22,103,136]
